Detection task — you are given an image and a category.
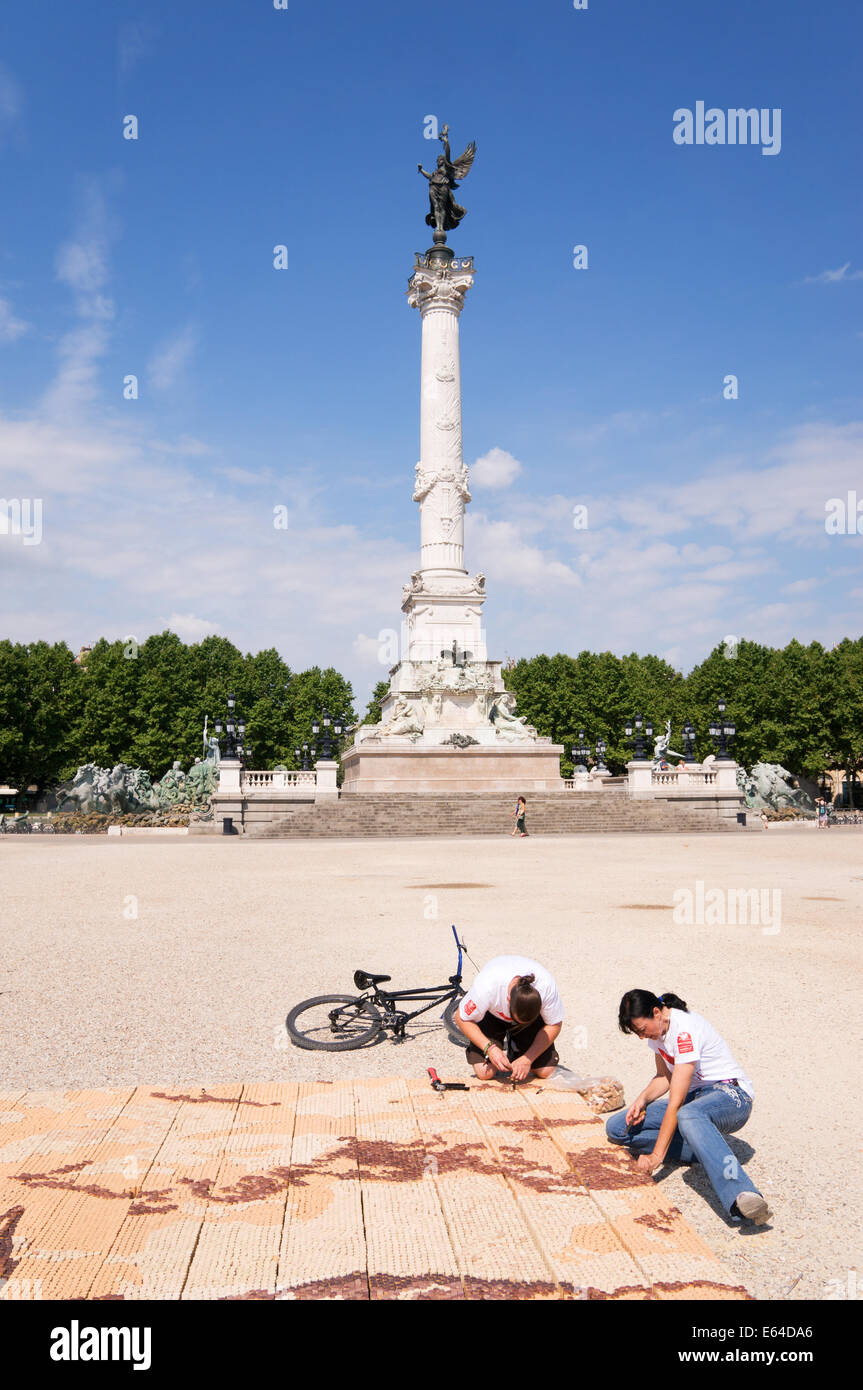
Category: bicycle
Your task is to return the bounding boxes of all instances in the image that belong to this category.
[286,924,469,1051]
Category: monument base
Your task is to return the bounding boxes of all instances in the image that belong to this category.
[340,742,565,794]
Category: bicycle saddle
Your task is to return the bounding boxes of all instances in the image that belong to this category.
[354,970,391,990]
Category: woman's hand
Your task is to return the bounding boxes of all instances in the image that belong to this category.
[635,1153,661,1176]
[626,1096,647,1126]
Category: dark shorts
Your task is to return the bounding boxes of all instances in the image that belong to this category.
[465,1012,559,1071]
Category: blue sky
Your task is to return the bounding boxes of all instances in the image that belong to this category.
[1,0,861,708]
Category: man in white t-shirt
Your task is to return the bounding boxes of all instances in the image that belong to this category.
[454,955,564,1082]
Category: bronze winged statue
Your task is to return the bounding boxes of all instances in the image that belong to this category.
[418,124,476,245]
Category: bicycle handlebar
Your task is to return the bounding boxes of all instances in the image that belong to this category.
[451,923,463,981]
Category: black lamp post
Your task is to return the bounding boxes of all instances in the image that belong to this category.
[708,697,736,761]
[294,742,316,771]
[682,719,698,763]
[310,709,347,762]
[214,694,247,761]
[570,729,590,774]
[594,737,608,772]
[625,713,653,761]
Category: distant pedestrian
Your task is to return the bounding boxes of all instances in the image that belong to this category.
[817,799,829,830]
[760,810,769,831]
[511,795,528,837]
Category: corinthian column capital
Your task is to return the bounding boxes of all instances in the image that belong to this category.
[407,254,475,317]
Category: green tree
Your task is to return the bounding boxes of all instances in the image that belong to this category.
[0,640,84,794]
[362,679,390,727]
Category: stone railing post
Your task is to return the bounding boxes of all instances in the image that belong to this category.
[314,760,339,804]
[626,760,655,800]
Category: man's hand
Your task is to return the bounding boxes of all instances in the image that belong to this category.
[487,1045,512,1073]
[510,1055,532,1082]
[635,1153,661,1176]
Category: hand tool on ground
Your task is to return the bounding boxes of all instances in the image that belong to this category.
[428,1068,469,1092]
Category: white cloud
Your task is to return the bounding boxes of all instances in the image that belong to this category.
[166,613,223,642]
[0,297,29,343]
[471,447,522,489]
[118,22,156,77]
[147,324,198,390]
[216,465,273,485]
[42,183,116,418]
[147,434,213,457]
[352,633,387,666]
[466,514,582,590]
[802,263,863,284]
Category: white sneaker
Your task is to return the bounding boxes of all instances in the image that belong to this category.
[734,1191,772,1224]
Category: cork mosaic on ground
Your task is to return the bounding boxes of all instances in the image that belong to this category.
[0,1078,750,1300]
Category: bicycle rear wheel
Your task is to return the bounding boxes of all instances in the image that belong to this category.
[286,994,382,1051]
[443,993,467,1047]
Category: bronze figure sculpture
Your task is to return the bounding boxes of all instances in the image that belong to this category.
[418,124,476,245]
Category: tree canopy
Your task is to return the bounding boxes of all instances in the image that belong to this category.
[2,631,860,794]
[0,633,355,792]
[502,638,863,777]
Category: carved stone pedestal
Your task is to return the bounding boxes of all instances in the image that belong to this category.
[341,742,565,795]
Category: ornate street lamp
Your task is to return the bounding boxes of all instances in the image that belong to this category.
[594,737,608,772]
[294,742,316,771]
[708,697,736,761]
[311,709,347,762]
[625,713,653,761]
[570,729,590,774]
[214,694,247,761]
[682,719,698,763]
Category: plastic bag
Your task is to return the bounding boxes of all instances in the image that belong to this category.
[546,1066,625,1113]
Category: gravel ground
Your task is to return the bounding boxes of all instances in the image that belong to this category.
[2,831,861,1303]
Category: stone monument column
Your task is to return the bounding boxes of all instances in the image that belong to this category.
[407,248,475,578]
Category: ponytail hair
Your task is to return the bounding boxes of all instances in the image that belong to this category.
[511,973,541,1025]
[618,988,688,1035]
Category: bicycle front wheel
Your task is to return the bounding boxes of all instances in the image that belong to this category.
[443,992,467,1047]
[286,995,382,1051]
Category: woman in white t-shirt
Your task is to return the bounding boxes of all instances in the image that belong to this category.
[605,988,771,1226]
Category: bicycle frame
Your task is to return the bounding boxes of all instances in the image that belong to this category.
[357,924,466,1038]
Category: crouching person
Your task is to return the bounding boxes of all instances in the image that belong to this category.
[455,955,563,1082]
[606,988,771,1226]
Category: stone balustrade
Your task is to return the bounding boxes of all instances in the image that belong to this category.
[651,768,717,788]
[242,769,317,791]
[627,759,741,803]
[210,759,340,833]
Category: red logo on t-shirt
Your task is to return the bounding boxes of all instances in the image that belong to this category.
[464,999,477,1016]
[677,1032,694,1054]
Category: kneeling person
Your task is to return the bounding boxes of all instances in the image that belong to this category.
[456,955,563,1081]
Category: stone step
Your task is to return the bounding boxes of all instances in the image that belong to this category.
[245,791,742,838]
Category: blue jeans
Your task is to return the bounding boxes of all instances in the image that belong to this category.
[605,1084,760,1216]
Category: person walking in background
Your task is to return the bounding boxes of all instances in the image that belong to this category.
[606,988,771,1226]
[511,795,528,837]
[817,798,829,829]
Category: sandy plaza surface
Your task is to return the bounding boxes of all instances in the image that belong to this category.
[2,830,861,1303]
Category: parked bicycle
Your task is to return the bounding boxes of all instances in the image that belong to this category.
[286,924,469,1051]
